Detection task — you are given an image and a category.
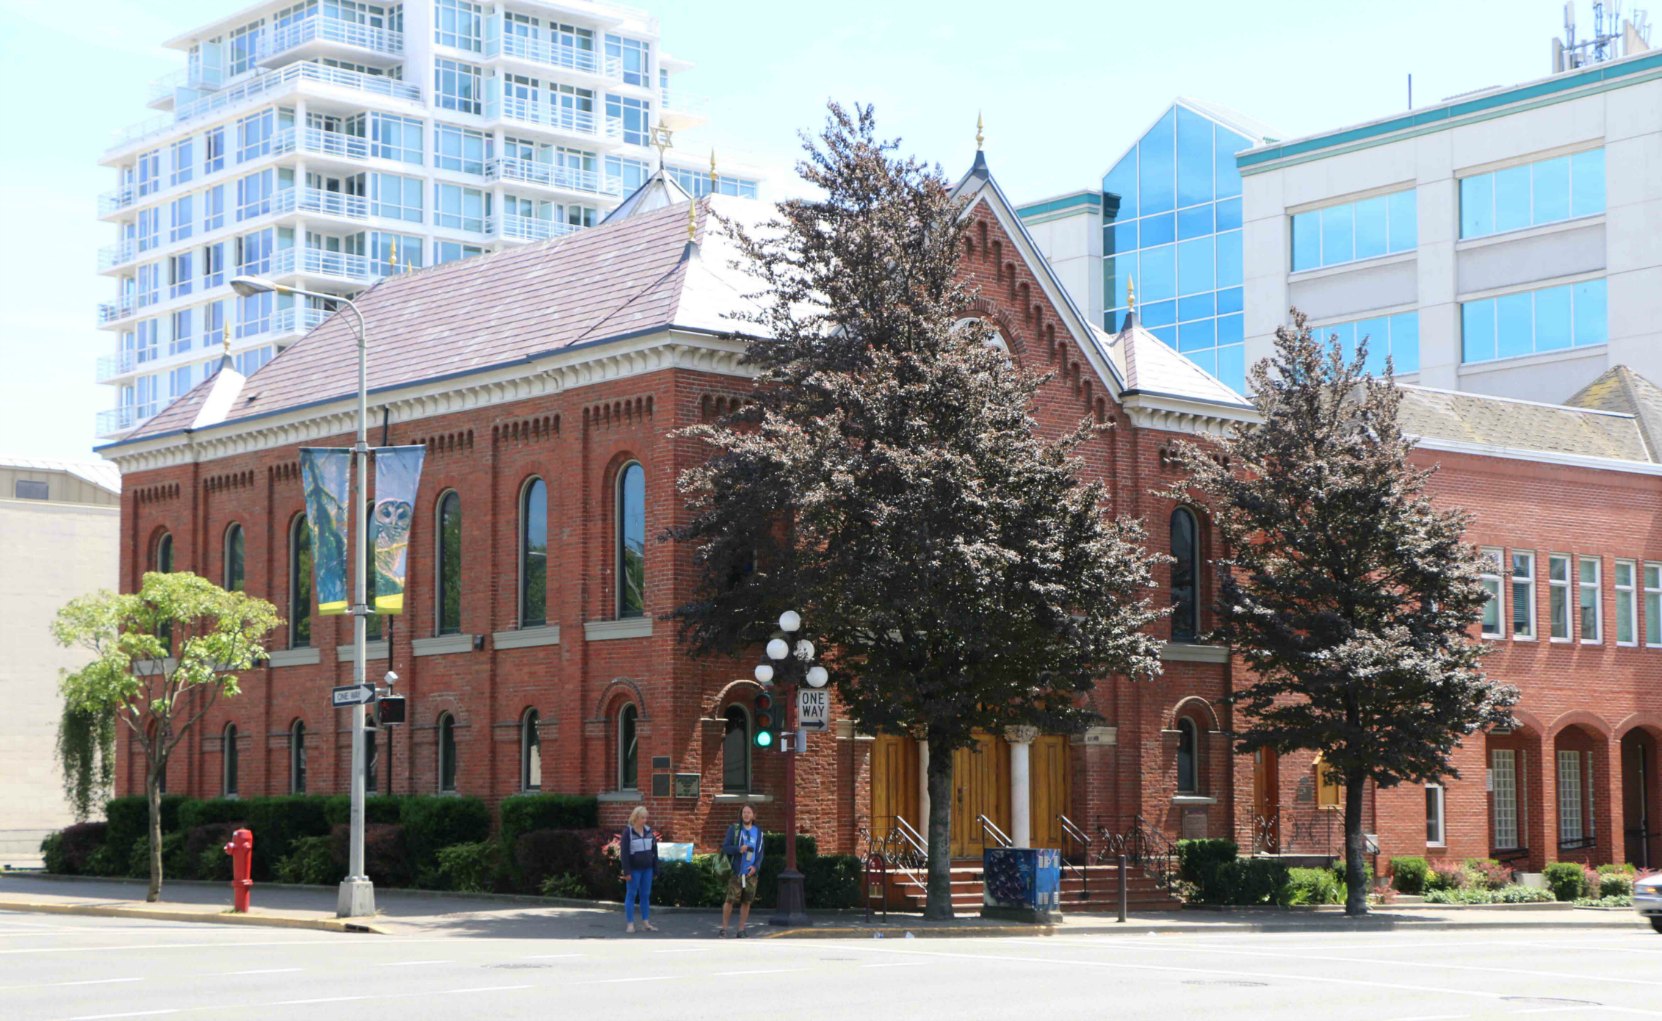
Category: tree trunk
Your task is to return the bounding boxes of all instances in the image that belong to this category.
[1342,768,1368,916]
[145,764,163,903]
[924,728,954,920]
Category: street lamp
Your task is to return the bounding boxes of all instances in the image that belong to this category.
[763,608,822,928]
[232,275,376,919]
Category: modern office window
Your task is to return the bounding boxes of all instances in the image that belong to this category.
[224,523,245,592]
[1557,750,1584,845]
[1490,748,1519,849]
[1310,311,1420,376]
[1460,278,1606,363]
[1425,784,1445,847]
[169,196,194,243]
[203,185,225,232]
[1511,551,1535,639]
[1460,148,1605,239]
[370,232,423,274]
[1479,548,1503,638]
[137,150,160,197]
[430,491,461,635]
[616,462,645,619]
[519,477,548,627]
[222,724,238,796]
[1169,507,1198,641]
[433,58,482,114]
[135,318,159,362]
[1615,559,1637,646]
[370,173,423,222]
[237,291,273,338]
[617,704,639,790]
[434,0,483,50]
[1646,563,1662,648]
[437,713,458,792]
[203,243,226,288]
[606,95,650,147]
[607,156,651,195]
[168,365,193,400]
[605,34,650,86]
[237,110,275,162]
[1548,553,1572,641]
[168,253,193,300]
[370,113,422,164]
[434,183,488,232]
[1291,189,1416,271]
[228,20,262,76]
[520,709,541,791]
[204,300,225,346]
[722,706,751,793]
[290,514,312,648]
[434,241,485,264]
[434,124,488,174]
[1578,556,1601,643]
[203,128,225,175]
[137,207,160,252]
[235,346,273,375]
[170,138,194,187]
[1176,717,1200,794]
[135,375,159,419]
[236,170,276,220]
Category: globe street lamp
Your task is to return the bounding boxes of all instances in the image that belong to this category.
[765,608,821,928]
[232,274,375,919]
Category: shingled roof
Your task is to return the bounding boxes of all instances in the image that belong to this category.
[1398,379,1660,464]
[1098,314,1250,409]
[1564,365,1662,461]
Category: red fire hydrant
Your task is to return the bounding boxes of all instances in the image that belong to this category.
[224,828,254,913]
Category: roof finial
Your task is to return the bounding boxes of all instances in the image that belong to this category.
[687,185,697,243]
[389,240,398,275]
[709,148,717,193]
[403,254,412,275]
[222,324,231,356]
[976,111,984,151]
[1127,275,1136,312]
[650,125,674,172]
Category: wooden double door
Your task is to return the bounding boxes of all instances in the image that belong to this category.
[871,732,1071,857]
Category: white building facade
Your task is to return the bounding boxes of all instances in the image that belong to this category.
[97,0,758,439]
[1238,49,1662,404]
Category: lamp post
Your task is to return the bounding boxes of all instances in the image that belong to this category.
[231,274,375,919]
[763,609,824,928]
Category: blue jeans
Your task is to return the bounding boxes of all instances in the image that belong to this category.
[625,868,654,922]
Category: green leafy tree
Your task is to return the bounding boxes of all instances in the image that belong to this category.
[1170,311,1517,915]
[670,104,1164,918]
[53,571,280,901]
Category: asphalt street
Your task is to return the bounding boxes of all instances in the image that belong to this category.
[1,910,1658,1021]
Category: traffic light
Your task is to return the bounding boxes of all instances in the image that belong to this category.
[753,687,777,749]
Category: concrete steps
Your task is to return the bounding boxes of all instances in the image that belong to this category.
[871,861,1185,914]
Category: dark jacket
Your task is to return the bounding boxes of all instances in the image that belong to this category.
[720,822,764,875]
[622,824,658,873]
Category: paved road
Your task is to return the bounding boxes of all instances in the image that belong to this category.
[2,910,1658,1021]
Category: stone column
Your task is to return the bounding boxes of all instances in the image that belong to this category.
[1006,726,1039,848]
[917,738,930,835]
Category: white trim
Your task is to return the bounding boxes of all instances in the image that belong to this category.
[1159,642,1229,663]
[411,633,475,657]
[1645,562,1662,649]
[1479,547,1504,640]
[492,624,560,650]
[336,639,390,661]
[585,617,653,641]
[1456,268,1607,305]
[1453,211,1604,253]
[1412,436,1662,477]
[1548,553,1573,643]
[1425,783,1446,848]
[1578,555,1603,645]
[1509,550,1536,641]
[1615,558,1638,647]
[267,646,320,667]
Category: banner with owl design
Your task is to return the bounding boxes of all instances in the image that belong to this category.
[371,445,426,614]
[299,448,351,616]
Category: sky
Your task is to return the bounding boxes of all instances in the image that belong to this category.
[0,0,1577,463]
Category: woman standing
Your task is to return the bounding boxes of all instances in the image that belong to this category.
[621,805,659,933]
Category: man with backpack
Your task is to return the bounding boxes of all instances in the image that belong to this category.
[718,804,764,937]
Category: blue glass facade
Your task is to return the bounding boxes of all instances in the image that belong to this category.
[1103,103,1256,394]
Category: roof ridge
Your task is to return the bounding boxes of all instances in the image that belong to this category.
[1402,382,1638,419]
[1616,366,1660,461]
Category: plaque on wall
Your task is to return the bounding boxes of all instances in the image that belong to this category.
[652,755,672,770]
[1294,775,1315,803]
[674,773,701,799]
[651,773,672,798]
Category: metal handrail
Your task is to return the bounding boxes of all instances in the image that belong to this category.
[857,826,889,923]
[977,814,1013,850]
[1097,815,1179,890]
[1058,814,1091,902]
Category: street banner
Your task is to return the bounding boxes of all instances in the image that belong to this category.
[371,445,426,613]
[299,448,352,615]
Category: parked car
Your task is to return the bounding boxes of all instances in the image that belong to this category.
[1636,871,1662,933]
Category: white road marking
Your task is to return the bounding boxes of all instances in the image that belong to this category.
[58,978,145,987]
[374,959,453,966]
[860,961,922,969]
[1384,1015,1468,1020]
[521,953,582,959]
[580,975,674,984]
[710,968,802,977]
[437,985,534,994]
[649,947,703,953]
[269,995,373,1006]
[65,1012,178,1021]
[225,968,300,975]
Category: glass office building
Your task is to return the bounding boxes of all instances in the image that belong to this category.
[1101,100,1264,394]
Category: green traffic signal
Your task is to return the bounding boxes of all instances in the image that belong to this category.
[754,729,774,749]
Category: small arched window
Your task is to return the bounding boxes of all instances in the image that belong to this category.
[223,723,239,796]
[289,515,311,648]
[224,523,245,592]
[438,712,458,792]
[152,531,173,572]
[521,708,542,791]
[1170,508,1199,641]
[520,478,548,627]
[723,706,751,794]
[617,704,639,791]
[1176,717,1199,794]
[290,720,307,794]
[616,462,645,619]
[436,491,462,636]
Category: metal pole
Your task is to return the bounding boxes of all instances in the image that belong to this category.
[337,301,374,919]
[1117,853,1128,923]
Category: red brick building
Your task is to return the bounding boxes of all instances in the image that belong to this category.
[101,156,1662,876]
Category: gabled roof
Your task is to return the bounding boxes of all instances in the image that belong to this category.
[601,167,695,224]
[1565,365,1662,461]
[0,455,121,494]
[1097,316,1249,409]
[1398,383,1658,464]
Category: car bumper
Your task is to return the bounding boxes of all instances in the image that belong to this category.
[1634,891,1662,917]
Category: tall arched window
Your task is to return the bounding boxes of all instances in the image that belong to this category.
[289,720,307,793]
[723,706,751,794]
[617,704,639,791]
[520,708,542,791]
[1170,508,1199,641]
[152,531,173,572]
[519,478,548,626]
[289,515,311,648]
[1176,717,1200,794]
[435,491,461,635]
[222,723,239,796]
[438,712,458,792]
[616,462,645,619]
[224,523,245,592]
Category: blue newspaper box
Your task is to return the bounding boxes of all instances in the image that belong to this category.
[981,847,1062,923]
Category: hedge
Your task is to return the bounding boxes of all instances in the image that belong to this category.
[1175,838,1239,904]
[499,793,598,848]
[1390,855,1429,894]
[40,822,107,876]
[1282,866,1342,906]
[401,796,490,884]
[1543,862,1588,901]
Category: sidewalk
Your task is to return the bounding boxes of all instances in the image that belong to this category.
[0,873,1646,940]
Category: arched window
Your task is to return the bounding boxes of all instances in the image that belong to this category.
[521,708,542,791]
[438,712,458,792]
[1176,717,1199,794]
[152,531,173,572]
[222,723,239,796]
[616,462,645,619]
[223,523,245,592]
[723,706,751,794]
[617,704,639,791]
[290,720,307,793]
[289,515,311,648]
[1170,508,1199,641]
[435,491,461,636]
[519,478,548,626]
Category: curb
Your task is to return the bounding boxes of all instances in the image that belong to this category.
[0,898,386,934]
[760,914,1646,938]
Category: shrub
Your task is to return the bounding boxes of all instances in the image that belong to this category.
[1176,839,1239,904]
[180,823,241,881]
[322,794,405,827]
[1597,862,1637,876]
[1227,858,1291,905]
[103,794,186,867]
[1390,856,1429,894]
[1574,893,1634,908]
[753,833,818,910]
[513,828,618,899]
[1329,859,1374,892]
[127,830,185,879]
[1463,858,1512,891]
[177,797,244,830]
[43,822,108,875]
[402,796,491,884]
[1281,867,1343,906]
[1544,862,1590,901]
[1424,885,1554,904]
[276,835,342,885]
[805,854,863,910]
[653,860,725,908]
[499,794,599,847]
[1598,871,1635,898]
[38,833,65,874]
[434,841,502,893]
[329,823,413,888]
[1426,859,1468,892]
[540,873,588,899]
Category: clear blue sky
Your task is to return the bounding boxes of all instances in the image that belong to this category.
[0,0,1569,462]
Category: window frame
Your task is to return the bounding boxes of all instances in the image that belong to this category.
[1175,717,1200,795]
[1548,553,1572,642]
[1478,547,1503,639]
[223,523,245,592]
[222,722,239,797]
[1614,558,1637,647]
[289,513,311,648]
[437,712,458,793]
[520,708,541,791]
[152,531,174,572]
[435,490,462,637]
[290,720,307,794]
[1557,749,1585,845]
[722,705,751,795]
[1644,562,1662,649]
[1510,550,1535,640]
[1490,747,1520,851]
[617,703,639,791]
[518,477,548,628]
[1169,507,1199,642]
[1578,556,1602,645]
[615,461,645,620]
[1425,783,1445,847]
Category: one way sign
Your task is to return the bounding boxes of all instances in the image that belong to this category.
[332,684,375,708]
[797,688,829,732]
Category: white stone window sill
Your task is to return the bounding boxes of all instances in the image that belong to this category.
[585,617,653,641]
[1459,343,1606,375]
[1159,642,1229,664]
[712,793,774,804]
[598,790,643,803]
[336,640,390,662]
[493,625,561,650]
[1172,795,1218,806]
[412,633,476,657]
[1288,249,1415,284]
[267,647,321,668]
[1454,213,1604,253]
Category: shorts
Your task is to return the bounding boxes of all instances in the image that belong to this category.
[725,870,758,905]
